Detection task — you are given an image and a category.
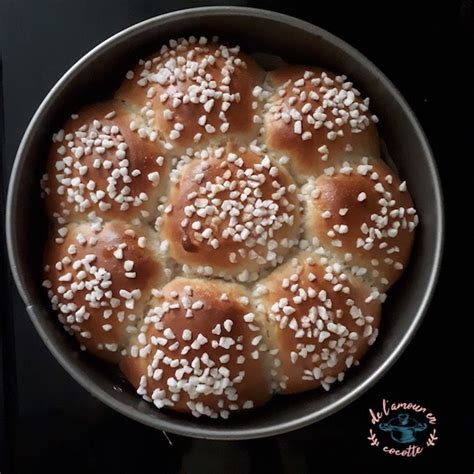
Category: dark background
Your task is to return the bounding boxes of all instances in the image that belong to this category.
[0,0,472,472]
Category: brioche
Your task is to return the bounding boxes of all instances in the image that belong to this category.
[41,100,170,225]
[116,37,265,153]
[254,252,381,394]
[160,144,301,281]
[42,221,163,362]
[260,66,380,181]
[41,36,419,418]
[121,278,272,418]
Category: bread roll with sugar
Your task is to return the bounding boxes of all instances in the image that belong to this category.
[41,100,170,225]
[259,66,380,181]
[120,278,272,418]
[116,37,265,153]
[40,36,420,419]
[160,145,301,281]
[303,158,417,290]
[254,252,381,394]
[42,221,163,362]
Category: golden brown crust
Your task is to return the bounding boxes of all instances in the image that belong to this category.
[254,252,381,394]
[39,36,420,420]
[120,278,272,417]
[160,145,301,280]
[42,100,170,224]
[261,66,380,181]
[42,221,163,362]
[304,159,417,289]
[116,38,265,153]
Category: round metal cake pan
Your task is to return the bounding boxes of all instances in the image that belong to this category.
[6,6,444,440]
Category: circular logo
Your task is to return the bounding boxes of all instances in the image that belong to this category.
[368,399,438,457]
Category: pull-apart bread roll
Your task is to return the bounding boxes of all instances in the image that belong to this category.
[116,37,265,153]
[254,253,381,394]
[259,66,380,180]
[160,145,301,281]
[41,100,170,225]
[303,158,418,291]
[121,278,272,418]
[42,222,163,362]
